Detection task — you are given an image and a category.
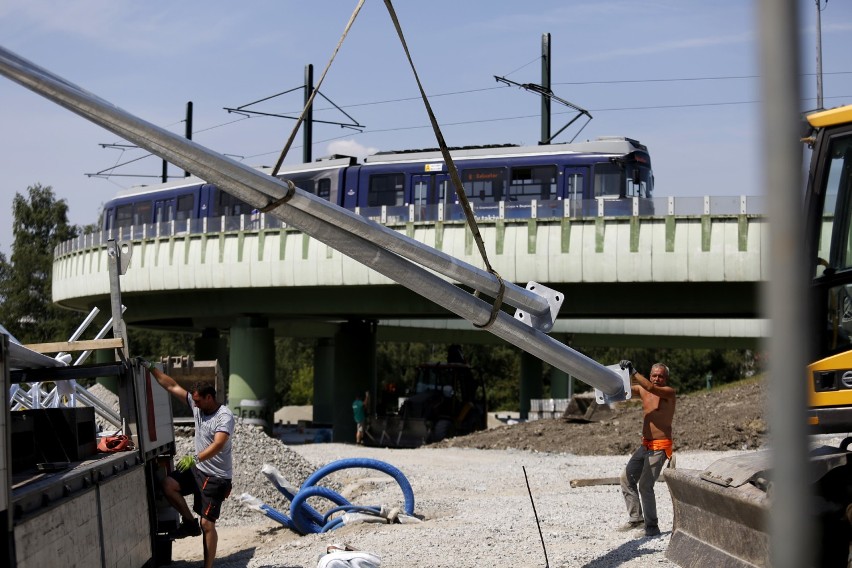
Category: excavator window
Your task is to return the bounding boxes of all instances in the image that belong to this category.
[815,140,852,278]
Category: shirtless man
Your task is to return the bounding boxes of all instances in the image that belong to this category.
[617,360,676,537]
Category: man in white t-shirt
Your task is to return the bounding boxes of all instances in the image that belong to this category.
[139,358,235,568]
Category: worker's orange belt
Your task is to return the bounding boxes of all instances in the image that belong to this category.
[642,437,673,459]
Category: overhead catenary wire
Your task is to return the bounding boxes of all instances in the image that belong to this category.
[88,66,851,180]
[87,91,850,177]
[104,71,845,155]
[279,71,852,114]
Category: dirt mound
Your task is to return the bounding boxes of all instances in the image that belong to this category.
[431,377,767,455]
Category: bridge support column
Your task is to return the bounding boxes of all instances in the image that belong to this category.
[550,367,572,399]
[331,320,376,443]
[519,352,543,420]
[313,338,335,425]
[229,316,275,432]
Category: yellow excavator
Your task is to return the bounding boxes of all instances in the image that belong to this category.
[664,104,852,567]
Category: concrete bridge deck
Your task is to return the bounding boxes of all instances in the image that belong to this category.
[53,197,766,343]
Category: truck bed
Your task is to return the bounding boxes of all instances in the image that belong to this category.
[12,450,143,520]
[11,450,156,568]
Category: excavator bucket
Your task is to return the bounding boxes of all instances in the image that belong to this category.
[664,456,770,567]
[665,447,852,568]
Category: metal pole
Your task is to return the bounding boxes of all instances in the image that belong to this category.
[815,0,824,110]
[0,45,625,397]
[66,307,100,343]
[185,100,193,177]
[75,305,126,366]
[540,33,551,145]
[758,1,813,567]
[0,47,553,326]
[304,64,313,163]
[106,240,129,362]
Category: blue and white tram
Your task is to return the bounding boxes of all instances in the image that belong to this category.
[101,136,653,232]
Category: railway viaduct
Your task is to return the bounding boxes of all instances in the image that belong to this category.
[52,196,767,439]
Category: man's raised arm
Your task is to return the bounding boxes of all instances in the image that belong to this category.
[136,357,189,404]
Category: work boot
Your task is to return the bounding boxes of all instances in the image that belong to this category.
[616,520,644,532]
[168,518,201,539]
[644,525,661,537]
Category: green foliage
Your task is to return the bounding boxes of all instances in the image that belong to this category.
[288,365,314,405]
[463,344,520,411]
[274,337,315,407]
[0,185,79,343]
[370,343,761,413]
[126,328,197,361]
[375,341,522,412]
[80,222,100,236]
[577,346,761,393]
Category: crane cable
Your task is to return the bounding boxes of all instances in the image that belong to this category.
[383,0,505,329]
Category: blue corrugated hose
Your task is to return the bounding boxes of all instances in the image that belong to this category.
[262,457,415,534]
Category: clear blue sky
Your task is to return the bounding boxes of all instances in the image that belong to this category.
[1,1,851,256]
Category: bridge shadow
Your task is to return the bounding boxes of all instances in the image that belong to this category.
[579,532,669,568]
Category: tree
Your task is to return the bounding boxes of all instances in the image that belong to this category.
[274,337,316,406]
[0,184,79,343]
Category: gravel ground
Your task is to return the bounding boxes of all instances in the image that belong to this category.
[169,439,750,568]
[85,382,757,567]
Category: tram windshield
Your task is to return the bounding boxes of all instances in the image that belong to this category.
[594,153,653,199]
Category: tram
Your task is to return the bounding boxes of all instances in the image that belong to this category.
[102,136,653,231]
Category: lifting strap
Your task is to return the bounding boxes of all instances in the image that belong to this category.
[270,0,366,178]
[383,0,505,328]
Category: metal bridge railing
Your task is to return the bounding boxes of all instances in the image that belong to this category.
[56,194,766,258]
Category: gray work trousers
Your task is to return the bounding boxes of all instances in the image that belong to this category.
[620,445,667,528]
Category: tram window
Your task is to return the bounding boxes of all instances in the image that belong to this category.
[176,194,195,221]
[298,179,316,194]
[368,173,405,207]
[625,165,652,198]
[317,178,331,200]
[104,208,115,231]
[154,200,174,223]
[566,173,584,200]
[594,162,623,198]
[115,204,133,229]
[413,178,429,208]
[438,178,450,202]
[214,191,253,216]
[136,201,152,224]
[509,165,556,201]
[461,168,504,202]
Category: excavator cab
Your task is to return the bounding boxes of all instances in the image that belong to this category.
[401,362,487,442]
[367,346,487,448]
